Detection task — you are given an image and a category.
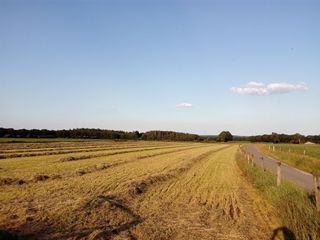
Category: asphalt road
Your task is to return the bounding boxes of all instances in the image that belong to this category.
[247,145,314,193]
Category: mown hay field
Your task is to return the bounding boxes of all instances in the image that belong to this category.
[0,141,284,239]
[254,143,320,173]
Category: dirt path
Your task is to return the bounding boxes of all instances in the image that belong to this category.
[121,145,280,240]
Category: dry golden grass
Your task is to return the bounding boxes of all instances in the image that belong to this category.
[0,141,283,240]
[126,145,280,240]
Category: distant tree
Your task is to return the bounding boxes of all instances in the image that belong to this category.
[141,131,199,141]
[291,133,305,144]
[271,132,280,143]
[306,135,320,144]
[217,131,233,142]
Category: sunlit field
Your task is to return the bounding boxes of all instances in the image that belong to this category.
[0,140,282,239]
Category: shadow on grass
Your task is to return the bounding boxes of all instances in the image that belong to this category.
[0,230,35,240]
[1,195,143,240]
[271,226,296,240]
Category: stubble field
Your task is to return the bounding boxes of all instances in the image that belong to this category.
[0,140,281,240]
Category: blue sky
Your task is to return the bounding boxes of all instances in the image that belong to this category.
[1,0,319,135]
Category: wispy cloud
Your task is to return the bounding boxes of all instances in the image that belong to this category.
[231,82,308,96]
[176,103,193,108]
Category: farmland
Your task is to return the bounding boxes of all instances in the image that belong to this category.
[0,140,295,239]
[254,143,320,173]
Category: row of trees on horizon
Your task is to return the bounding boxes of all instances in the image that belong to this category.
[0,128,319,143]
[0,128,199,142]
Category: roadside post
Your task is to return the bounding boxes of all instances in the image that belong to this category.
[251,154,255,166]
[277,162,281,187]
[261,156,265,171]
[313,174,320,212]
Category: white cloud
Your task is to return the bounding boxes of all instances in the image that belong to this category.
[231,81,308,96]
[176,103,193,108]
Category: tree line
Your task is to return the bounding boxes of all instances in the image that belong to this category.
[0,128,319,143]
[141,131,200,141]
[247,132,320,144]
[0,128,199,141]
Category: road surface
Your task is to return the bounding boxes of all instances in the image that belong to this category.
[247,145,314,193]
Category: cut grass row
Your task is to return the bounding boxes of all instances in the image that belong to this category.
[0,143,221,238]
[0,140,105,150]
[0,144,202,180]
[127,145,231,196]
[0,144,209,186]
[0,140,183,150]
[0,141,179,153]
[72,145,233,240]
[127,145,279,240]
[0,143,139,154]
[254,143,320,173]
[0,144,185,159]
[0,142,185,159]
[0,138,108,143]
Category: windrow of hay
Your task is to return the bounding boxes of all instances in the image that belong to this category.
[118,145,279,240]
[0,144,182,159]
[0,140,177,151]
[79,145,204,173]
[72,145,206,177]
[59,145,191,162]
[129,146,231,196]
[68,146,228,240]
[1,145,205,186]
[0,143,142,154]
[0,142,219,239]
[0,174,62,186]
[0,178,25,186]
[0,141,176,155]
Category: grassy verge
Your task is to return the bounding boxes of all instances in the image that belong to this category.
[236,151,320,240]
[254,143,320,173]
